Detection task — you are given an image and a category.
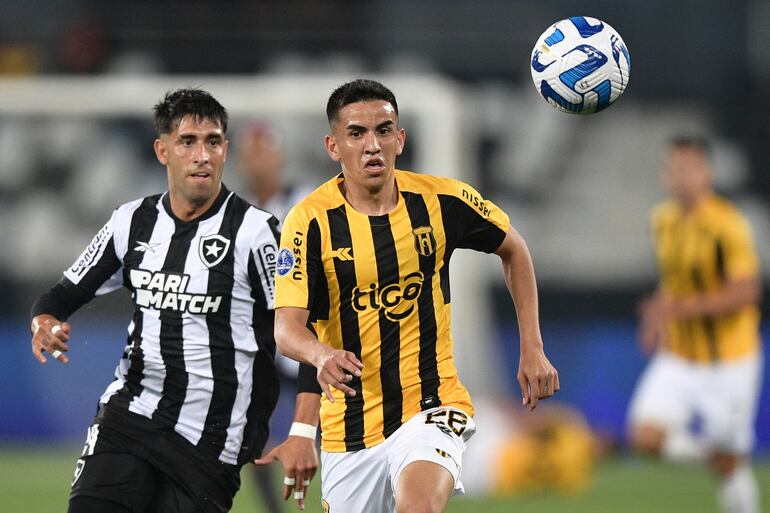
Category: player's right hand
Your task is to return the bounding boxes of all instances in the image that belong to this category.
[313,345,363,402]
[30,314,71,364]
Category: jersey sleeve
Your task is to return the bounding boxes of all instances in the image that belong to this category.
[721,212,760,280]
[274,206,321,310]
[248,214,281,310]
[63,211,123,297]
[446,180,510,253]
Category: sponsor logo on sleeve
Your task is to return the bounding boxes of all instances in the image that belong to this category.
[256,243,277,301]
[461,188,491,217]
[69,222,113,279]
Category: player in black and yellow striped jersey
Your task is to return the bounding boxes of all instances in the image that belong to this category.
[279,169,506,451]
[261,79,559,513]
[628,136,762,513]
[649,188,760,362]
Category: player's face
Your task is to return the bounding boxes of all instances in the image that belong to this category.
[238,130,283,188]
[324,100,405,193]
[154,114,228,210]
[662,147,712,205]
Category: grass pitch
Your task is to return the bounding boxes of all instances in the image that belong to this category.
[2,445,768,513]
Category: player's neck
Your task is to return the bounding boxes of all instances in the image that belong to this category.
[168,185,222,221]
[339,177,398,216]
[678,191,710,215]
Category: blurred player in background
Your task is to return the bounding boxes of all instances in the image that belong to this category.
[237,122,316,512]
[29,88,317,513]
[258,78,559,513]
[237,122,314,228]
[462,398,600,497]
[629,136,763,513]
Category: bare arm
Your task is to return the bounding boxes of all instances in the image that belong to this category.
[494,226,559,410]
[638,277,760,355]
[274,306,363,402]
[668,277,760,319]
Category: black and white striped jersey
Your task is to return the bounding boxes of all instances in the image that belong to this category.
[62,185,280,465]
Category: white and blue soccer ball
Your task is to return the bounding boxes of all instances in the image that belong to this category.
[530,16,630,114]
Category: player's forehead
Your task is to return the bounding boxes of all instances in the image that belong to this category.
[171,114,225,137]
[336,100,398,129]
[665,146,707,169]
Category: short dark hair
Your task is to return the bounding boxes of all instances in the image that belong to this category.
[668,135,711,157]
[326,79,398,124]
[153,88,229,135]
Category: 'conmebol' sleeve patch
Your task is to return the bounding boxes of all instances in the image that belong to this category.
[276,248,296,276]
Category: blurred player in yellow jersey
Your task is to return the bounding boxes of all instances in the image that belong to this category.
[628,137,763,513]
[257,79,558,513]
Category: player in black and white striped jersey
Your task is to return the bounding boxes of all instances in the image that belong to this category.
[29,88,318,513]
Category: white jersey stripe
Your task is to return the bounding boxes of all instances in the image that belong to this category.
[128,201,174,418]
[176,212,225,445]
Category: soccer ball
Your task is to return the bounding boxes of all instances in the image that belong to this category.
[530,16,630,114]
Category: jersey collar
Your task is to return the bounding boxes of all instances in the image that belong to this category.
[161,183,231,224]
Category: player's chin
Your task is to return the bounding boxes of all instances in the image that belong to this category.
[186,181,218,200]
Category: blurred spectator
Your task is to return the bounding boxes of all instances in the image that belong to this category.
[0,44,41,75]
[236,121,316,513]
[57,22,108,74]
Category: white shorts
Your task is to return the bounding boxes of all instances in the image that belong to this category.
[320,406,476,513]
[627,351,762,454]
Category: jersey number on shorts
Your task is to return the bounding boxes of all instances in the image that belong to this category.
[425,409,468,437]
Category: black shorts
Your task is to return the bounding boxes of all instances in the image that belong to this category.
[69,407,240,513]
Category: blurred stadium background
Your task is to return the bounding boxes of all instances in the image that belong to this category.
[1,0,769,511]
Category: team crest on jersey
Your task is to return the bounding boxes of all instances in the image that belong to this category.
[199,234,230,268]
[413,226,436,257]
[276,248,295,277]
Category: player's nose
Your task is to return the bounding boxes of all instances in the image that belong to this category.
[364,132,381,153]
[192,141,210,163]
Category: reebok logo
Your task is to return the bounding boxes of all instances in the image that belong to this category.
[134,241,161,253]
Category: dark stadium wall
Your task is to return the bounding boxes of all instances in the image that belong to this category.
[2,312,769,454]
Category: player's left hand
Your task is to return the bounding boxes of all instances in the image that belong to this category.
[30,314,72,364]
[518,345,559,411]
[253,436,319,510]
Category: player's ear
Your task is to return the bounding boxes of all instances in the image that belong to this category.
[324,134,341,162]
[396,127,406,156]
[154,138,169,165]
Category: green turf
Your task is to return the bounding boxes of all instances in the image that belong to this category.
[2,445,769,513]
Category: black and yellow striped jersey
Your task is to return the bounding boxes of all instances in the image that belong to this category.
[275,170,509,452]
[651,194,760,362]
